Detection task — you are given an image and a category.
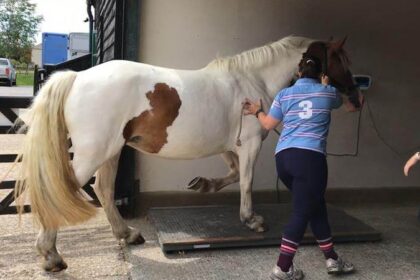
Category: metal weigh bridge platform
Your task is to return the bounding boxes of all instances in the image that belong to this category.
[148,204,381,253]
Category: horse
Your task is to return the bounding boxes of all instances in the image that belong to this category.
[15,35,362,272]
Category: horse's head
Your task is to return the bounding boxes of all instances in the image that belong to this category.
[304,38,363,111]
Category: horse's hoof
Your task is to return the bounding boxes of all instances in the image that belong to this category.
[187,177,213,192]
[128,234,145,245]
[255,223,268,233]
[187,177,204,190]
[43,258,68,272]
[245,221,268,233]
[243,214,268,232]
[126,230,145,245]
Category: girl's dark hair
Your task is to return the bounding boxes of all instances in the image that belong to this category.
[298,55,322,79]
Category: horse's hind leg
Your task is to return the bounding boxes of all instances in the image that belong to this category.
[187,151,239,192]
[93,151,145,244]
[36,228,67,272]
[35,141,126,272]
[35,148,102,272]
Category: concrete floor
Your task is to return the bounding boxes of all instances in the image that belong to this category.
[0,203,419,280]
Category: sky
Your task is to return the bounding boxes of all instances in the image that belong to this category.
[30,0,89,44]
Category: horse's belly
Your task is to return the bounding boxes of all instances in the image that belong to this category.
[127,121,230,159]
[129,140,226,159]
[157,108,233,158]
[123,107,231,159]
[162,138,227,159]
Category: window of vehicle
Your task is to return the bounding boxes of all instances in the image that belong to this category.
[0,59,8,66]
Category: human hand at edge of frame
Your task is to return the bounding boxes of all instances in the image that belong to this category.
[404,152,419,176]
[242,98,262,116]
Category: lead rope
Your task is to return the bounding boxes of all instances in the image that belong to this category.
[236,106,244,146]
[323,43,328,76]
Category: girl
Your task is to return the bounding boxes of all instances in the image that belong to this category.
[243,56,354,280]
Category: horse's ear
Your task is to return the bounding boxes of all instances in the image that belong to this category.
[330,36,348,50]
[339,36,348,48]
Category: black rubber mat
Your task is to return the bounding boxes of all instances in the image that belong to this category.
[148,204,381,253]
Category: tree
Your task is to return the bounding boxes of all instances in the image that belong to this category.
[0,0,42,62]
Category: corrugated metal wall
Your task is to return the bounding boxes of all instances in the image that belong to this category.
[94,0,123,63]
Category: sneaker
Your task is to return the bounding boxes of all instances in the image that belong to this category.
[326,257,355,275]
[270,264,304,280]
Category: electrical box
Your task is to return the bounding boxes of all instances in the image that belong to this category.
[353,75,372,90]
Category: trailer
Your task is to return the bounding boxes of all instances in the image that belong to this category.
[68,32,90,60]
[41,33,69,67]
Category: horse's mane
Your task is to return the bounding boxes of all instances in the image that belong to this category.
[205,36,313,72]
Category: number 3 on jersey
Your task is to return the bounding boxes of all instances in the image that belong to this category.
[298,100,313,119]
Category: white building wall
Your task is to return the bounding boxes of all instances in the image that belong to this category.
[31,43,42,66]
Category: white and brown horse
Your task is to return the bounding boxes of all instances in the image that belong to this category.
[15,36,362,271]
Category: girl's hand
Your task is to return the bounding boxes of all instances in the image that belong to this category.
[242,98,262,116]
[321,74,330,85]
[404,152,420,176]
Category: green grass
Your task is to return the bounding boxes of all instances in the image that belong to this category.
[16,72,34,86]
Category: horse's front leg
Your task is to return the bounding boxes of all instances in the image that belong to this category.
[36,228,67,272]
[187,151,239,192]
[237,136,266,232]
[93,151,145,245]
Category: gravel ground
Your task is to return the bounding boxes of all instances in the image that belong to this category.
[0,203,419,280]
[0,210,131,280]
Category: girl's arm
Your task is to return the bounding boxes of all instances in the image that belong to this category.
[322,75,343,109]
[243,98,281,130]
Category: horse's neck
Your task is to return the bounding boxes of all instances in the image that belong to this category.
[256,49,304,99]
[203,37,312,101]
[225,45,308,101]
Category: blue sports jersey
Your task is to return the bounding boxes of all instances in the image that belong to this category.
[268,78,342,155]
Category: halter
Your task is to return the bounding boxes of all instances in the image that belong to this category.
[322,44,328,76]
[322,43,359,96]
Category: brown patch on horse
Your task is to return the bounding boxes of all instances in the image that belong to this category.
[123,83,182,153]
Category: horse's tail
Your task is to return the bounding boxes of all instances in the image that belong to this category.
[15,71,96,229]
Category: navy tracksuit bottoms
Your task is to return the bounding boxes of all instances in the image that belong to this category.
[275,148,332,243]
